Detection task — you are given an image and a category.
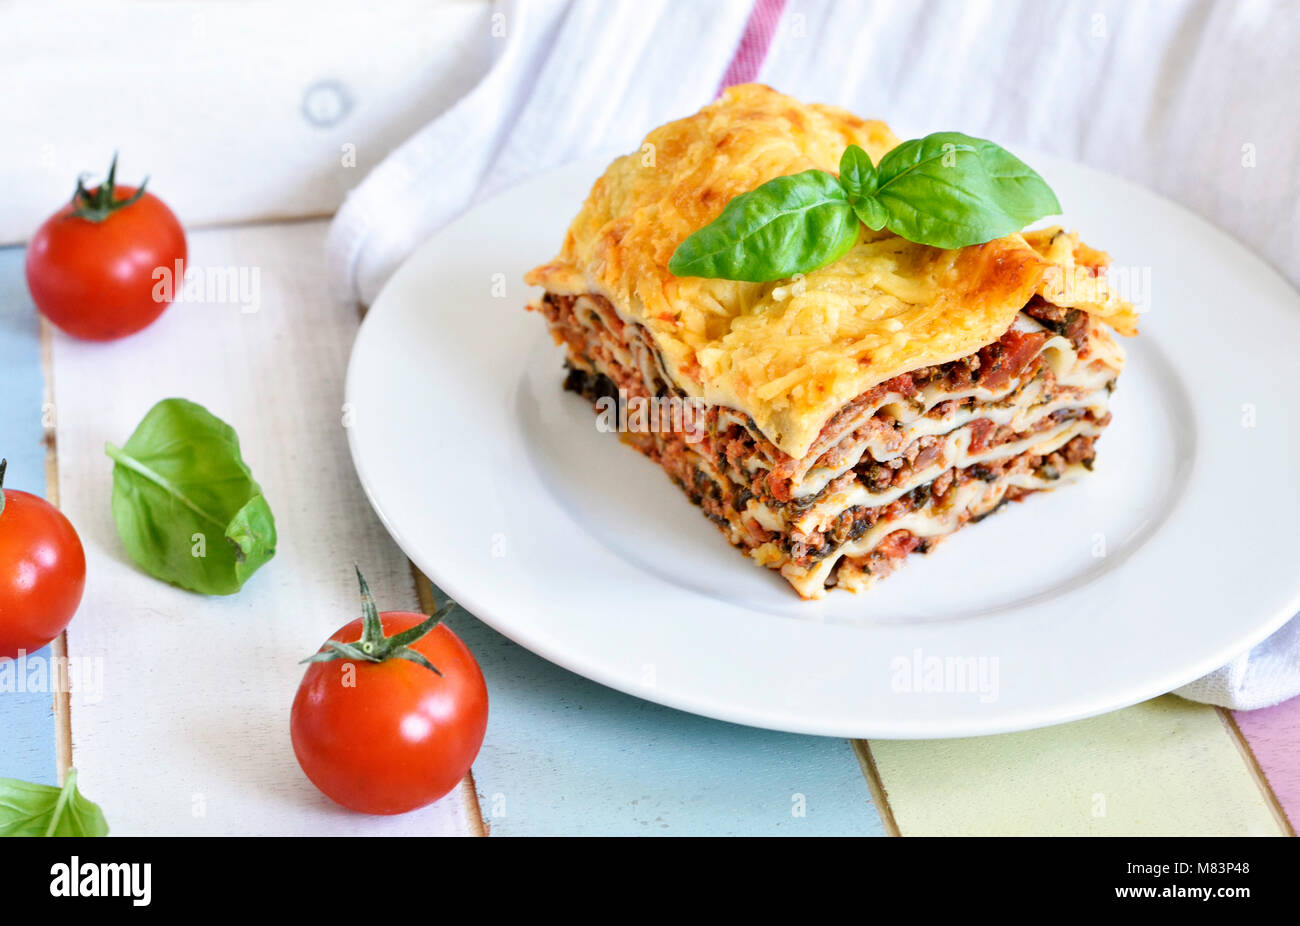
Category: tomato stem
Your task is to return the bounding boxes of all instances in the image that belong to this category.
[0,458,7,517]
[69,152,150,223]
[301,567,450,676]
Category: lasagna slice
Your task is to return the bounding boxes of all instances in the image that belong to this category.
[525,84,1137,598]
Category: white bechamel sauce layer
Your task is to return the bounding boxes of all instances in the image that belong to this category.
[786,413,1105,534]
[784,458,1094,599]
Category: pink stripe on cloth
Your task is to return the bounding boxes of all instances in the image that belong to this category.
[1233,699,1300,831]
[716,0,787,95]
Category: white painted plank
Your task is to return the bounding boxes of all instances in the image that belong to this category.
[1,0,492,243]
[53,220,475,835]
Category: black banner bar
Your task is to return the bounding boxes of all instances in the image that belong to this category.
[0,834,1290,912]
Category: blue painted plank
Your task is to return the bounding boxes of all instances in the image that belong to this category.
[0,245,58,786]
[442,600,884,836]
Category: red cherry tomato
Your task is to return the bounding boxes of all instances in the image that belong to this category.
[25,156,186,341]
[291,576,488,815]
[0,461,86,659]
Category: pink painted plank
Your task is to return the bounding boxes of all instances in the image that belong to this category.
[1234,697,1300,830]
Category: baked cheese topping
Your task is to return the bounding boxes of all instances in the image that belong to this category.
[526,83,1136,459]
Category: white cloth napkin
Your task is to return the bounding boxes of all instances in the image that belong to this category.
[327,0,757,306]
[1175,618,1300,711]
[327,0,1300,711]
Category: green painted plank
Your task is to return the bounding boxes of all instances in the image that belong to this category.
[868,696,1283,836]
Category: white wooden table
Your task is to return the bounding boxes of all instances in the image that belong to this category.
[49,221,480,834]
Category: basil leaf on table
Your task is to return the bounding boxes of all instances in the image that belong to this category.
[870,131,1060,249]
[0,768,109,836]
[105,398,276,596]
[666,169,860,282]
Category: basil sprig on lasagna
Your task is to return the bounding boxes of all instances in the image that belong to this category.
[668,132,1060,282]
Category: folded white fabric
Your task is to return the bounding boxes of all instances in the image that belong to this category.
[327,0,1300,711]
[1174,618,1300,710]
[327,0,756,307]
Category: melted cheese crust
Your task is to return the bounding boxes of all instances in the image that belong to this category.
[526,83,1137,459]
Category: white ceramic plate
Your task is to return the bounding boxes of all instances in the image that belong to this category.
[346,154,1300,738]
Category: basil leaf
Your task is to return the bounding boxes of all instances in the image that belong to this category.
[106,398,276,596]
[839,144,889,231]
[668,170,860,282]
[666,132,1061,281]
[0,769,109,836]
[870,131,1060,248]
[852,197,889,232]
[838,144,877,201]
